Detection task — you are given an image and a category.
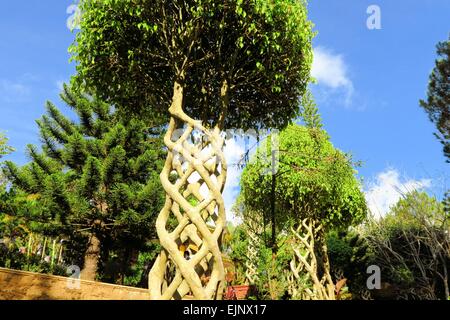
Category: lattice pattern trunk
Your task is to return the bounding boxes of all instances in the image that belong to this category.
[149,81,227,300]
[245,218,262,285]
[287,218,335,300]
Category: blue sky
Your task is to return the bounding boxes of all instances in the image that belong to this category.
[0,1,449,219]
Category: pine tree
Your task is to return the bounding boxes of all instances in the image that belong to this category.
[420,36,450,162]
[3,84,165,281]
[300,90,323,130]
[420,36,450,223]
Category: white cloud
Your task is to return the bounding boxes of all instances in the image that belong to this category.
[365,168,432,219]
[223,138,246,225]
[311,46,354,106]
[183,137,246,225]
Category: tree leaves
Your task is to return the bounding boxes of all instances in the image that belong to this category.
[71,0,314,131]
[0,133,14,159]
[80,156,102,198]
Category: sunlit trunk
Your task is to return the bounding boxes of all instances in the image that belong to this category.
[81,233,101,281]
[149,79,227,300]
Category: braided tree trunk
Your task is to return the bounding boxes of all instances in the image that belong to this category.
[149,80,227,300]
[288,218,335,300]
[245,218,262,285]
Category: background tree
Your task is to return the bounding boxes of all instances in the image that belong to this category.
[0,188,70,277]
[0,132,14,160]
[222,224,249,286]
[3,84,165,281]
[0,132,14,186]
[420,35,449,162]
[72,0,314,299]
[240,124,367,299]
[419,35,450,247]
[365,191,449,300]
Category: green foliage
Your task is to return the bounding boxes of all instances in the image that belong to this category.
[327,229,375,299]
[71,0,314,130]
[252,234,298,300]
[0,190,47,237]
[419,35,450,162]
[240,124,367,231]
[254,245,285,299]
[224,224,249,285]
[0,132,14,159]
[122,247,160,288]
[0,195,68,277]
[0,132,14,186]
[0,247,67,277]
[226,225,248,260]
[2,84,165,280]
[102,241,161,288]
[386,190,446,227]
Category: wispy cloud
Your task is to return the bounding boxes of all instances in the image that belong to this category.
[365,168,432,219]
[0,79,31,103]
[56,80,66,91]
[311,46,354,107]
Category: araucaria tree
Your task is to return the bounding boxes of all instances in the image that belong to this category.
[72,0,314,299]
[3,85,164,281]
[240,124,367,299]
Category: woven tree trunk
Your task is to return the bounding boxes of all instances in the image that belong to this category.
[288,218,335,300]
[149,80,227,300]
[244,217,262,285]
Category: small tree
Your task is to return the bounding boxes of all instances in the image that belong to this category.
[326,229,374,300]
[72,0,314,299]
[3,85,165,281]
[240,124,367,299]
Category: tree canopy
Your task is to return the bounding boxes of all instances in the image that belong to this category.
[240,124,367,231]
[71,0,314,130]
